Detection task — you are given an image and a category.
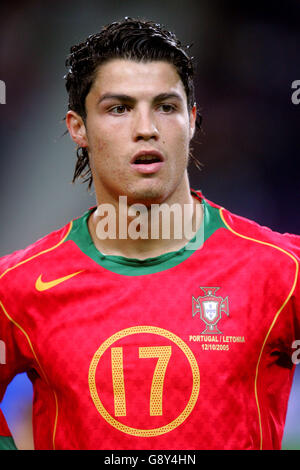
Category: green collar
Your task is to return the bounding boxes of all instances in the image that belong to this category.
[65,194,226,276]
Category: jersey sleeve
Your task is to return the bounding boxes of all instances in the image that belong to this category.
[285,234,300,332]
[0,253,33,450]
[292,244,300,337]
[0,304,26,449]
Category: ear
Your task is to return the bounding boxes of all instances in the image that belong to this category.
[65,110,88,148]
[189,104,197,140]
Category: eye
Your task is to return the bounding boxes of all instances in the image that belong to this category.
[158,103,176,113]
[109,105,129,115]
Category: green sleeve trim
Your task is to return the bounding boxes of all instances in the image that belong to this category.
[0,435,18,450]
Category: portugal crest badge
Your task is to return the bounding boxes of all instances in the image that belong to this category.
[192,287,229,334]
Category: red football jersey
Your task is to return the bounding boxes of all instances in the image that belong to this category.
[0,191,299,450]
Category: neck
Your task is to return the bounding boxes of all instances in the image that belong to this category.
[88,181,203,260]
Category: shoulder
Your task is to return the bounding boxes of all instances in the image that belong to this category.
[0,220,73,278]
[220,206,299,260]
[198,191,300,261]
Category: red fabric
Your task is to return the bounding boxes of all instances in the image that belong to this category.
[0,198,299,449]
[0,409,12,437]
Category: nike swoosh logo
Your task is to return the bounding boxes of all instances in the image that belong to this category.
[35,271,83,291]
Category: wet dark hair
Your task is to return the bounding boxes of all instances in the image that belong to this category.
[64,17,202,189]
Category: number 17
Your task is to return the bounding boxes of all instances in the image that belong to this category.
[111,345,172,417]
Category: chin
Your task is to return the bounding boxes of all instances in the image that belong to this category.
[126,186,169,207]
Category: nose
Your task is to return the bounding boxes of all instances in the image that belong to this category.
[132,108,159,141]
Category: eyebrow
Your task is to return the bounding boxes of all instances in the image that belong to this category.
[98,94,134,105]
[98,92,184,105]
[153,93,184,104]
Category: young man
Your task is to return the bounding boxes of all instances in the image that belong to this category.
[0,18,299,450]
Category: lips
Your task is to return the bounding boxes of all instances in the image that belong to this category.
[134,155,161,164]
[130,150,164,174]
[131,150,164,164]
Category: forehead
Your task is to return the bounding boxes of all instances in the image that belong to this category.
[89,59,186,99]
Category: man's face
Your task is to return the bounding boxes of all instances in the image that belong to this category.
[68,59,196,206]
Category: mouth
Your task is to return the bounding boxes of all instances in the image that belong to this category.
[130,150,164,174]
[134,155,162,164]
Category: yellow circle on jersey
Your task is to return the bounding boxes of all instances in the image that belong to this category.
[88,325,200,437]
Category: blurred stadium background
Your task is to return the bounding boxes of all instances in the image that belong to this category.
[0,0,299,450]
